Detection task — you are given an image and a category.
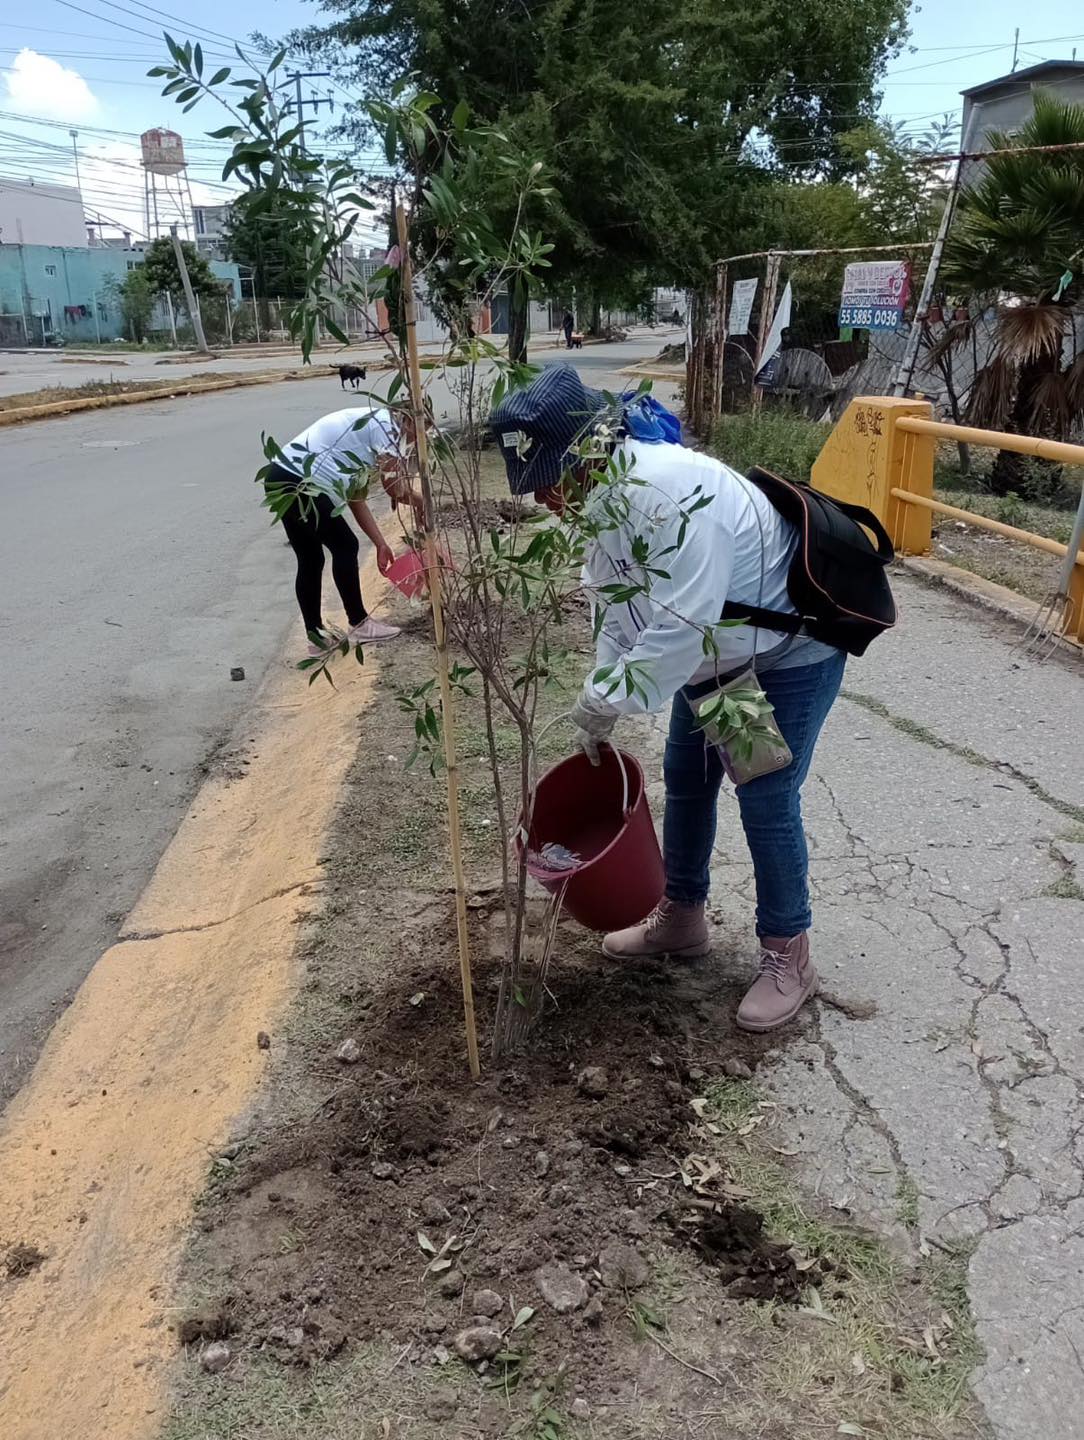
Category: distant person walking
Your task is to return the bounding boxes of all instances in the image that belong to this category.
[562,309,575,349]
[264,406,405,650]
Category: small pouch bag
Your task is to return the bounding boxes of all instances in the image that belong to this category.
[693,667,793,786]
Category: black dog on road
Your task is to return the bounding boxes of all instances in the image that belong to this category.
[336,363,367,389]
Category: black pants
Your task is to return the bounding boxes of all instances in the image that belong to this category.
[268,463,367,633]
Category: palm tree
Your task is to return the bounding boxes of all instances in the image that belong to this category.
[943,92,1084,493]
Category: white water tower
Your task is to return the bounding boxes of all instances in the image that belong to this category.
[141,128,195,240]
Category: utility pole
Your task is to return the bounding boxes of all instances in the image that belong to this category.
[285,70,333,153]
[170,223,211,354]
[1011,27,1020,71]
[891,108,980,397]
[70,129,82,195]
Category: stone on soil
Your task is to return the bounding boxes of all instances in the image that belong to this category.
[452,1326,502,1363]
[439,1269,465,1298]
[200,1342,231,1373]
[598,1242,649,1290]
[472,1289,503,1318]
[577,1066,608,1098]
[536,1262,589,1313]
[336,1037,361,1064]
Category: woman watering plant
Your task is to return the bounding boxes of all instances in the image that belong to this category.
[489,365,894,1033]
[263,404,421,652]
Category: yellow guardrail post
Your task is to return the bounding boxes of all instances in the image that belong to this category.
[812,396,935,553]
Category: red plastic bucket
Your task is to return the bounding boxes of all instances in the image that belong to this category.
[385,548,451,599]
[518,744,665,931]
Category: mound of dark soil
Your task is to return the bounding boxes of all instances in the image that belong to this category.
[184,933,819,1388]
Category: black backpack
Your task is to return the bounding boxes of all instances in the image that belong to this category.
[721,466,897,657]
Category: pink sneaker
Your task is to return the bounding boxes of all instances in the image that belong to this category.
[736,933,818,1032]
[348,616,401,644]
[307,631,335,657]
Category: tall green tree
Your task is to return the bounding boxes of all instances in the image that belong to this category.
[289,0,909,303]
[223,190,312,298]
[107,266,156,342]
[141,236,220,302]
[944,92,1084,491]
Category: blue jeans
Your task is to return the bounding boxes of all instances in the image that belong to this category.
[663,652,847,936]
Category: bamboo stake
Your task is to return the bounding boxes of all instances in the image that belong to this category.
[394,204,481,1080]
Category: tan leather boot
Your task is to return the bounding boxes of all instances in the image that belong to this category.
[602,899,711,961]
[736,933,817,1032]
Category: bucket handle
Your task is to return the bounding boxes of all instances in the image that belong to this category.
[529,713,631,816]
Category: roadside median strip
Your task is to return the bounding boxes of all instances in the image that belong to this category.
[0,361,375,428]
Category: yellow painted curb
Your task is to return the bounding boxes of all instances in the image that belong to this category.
[0,363,340,428]
[0,342,448,428]
[0,540,397,1439]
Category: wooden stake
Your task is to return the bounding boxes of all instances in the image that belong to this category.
[394,204,481,1080]
[752,251,781,413]
[712,261,728,430]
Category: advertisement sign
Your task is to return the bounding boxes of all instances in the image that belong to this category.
[727,277,758,336]
[754,281,792,388]
[838,259,911,331]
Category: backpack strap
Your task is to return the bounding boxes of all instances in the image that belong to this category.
[810,492,895,562]
[720,600,808,633]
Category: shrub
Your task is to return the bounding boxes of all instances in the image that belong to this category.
[710,408,831,482]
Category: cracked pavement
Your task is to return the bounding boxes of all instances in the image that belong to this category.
[636,572,1084,1438]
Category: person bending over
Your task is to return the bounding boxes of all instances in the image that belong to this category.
[266,406,405,649]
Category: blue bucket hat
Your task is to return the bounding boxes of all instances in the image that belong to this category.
[489,364,609,495]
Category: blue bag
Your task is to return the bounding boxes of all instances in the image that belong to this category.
[620,393,683,445]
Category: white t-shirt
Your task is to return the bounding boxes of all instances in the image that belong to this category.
[277,408,400,488]
[582,439,834,714]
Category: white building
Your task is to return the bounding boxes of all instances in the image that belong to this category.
[0,177,87,248]
[193,202,232,259]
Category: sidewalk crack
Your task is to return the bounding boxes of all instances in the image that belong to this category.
[842,690,1084,825]
[117,877,322,944]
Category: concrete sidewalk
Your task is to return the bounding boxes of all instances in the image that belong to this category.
[639,571,1084,1439]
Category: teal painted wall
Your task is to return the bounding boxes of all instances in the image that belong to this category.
[0,244,241,345]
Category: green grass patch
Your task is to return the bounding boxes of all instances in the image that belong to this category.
[706,1085,983,1437]
[711,408,831,482]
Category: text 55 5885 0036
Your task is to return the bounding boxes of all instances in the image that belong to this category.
[838,305,903,331]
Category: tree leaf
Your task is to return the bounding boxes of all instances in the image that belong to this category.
[511,1306,534,1330]
[417,1232,437,1255]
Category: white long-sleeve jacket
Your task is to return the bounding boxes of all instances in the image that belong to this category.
[581,439,809,715]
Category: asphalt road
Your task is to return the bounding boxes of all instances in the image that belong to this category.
[0,327,683,399]
[0,332,677,1102]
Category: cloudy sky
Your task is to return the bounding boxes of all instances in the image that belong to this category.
[1,0,1082,244]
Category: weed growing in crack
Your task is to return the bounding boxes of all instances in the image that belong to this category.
[1042,874,1084,900]
[844,690,1084,824]
[896,1174,921,1230]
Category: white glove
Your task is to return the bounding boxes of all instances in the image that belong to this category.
[570,692,619,766]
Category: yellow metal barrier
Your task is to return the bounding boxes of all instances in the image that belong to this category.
[812,397,1084,643]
